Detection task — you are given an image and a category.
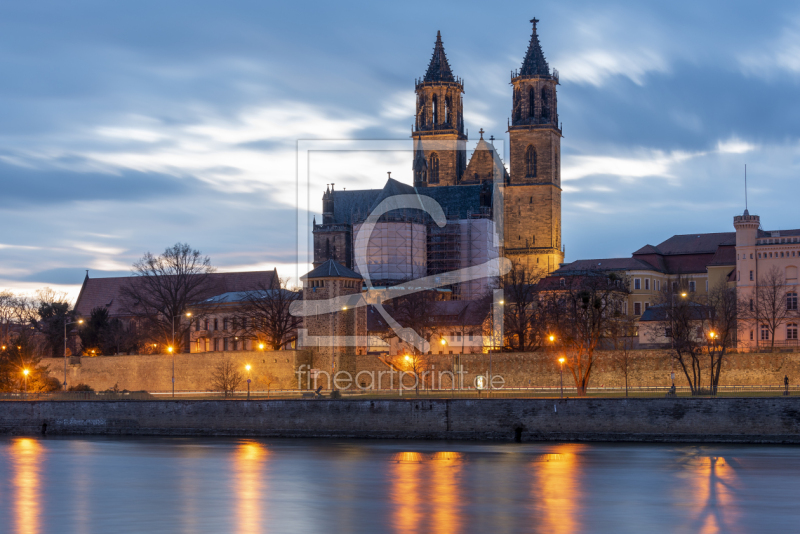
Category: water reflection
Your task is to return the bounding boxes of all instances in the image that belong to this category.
[10,438,42,534]
[234,441,268,534]
[430,452,463,533]
[531,446,584,534]
[390,452,423,533]
[680,453,741,533]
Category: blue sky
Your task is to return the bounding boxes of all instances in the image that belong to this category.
[1,1,800,298]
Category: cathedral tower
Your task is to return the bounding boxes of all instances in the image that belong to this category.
[412,31,467,186]
[504,18,564,273]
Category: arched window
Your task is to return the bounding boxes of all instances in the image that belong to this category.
[429,152,440,183]
[432,95,438,125]
[529,87,536,117]
[444,96,452,125]
[418,96,426,127]
[526,145,537,178]
[541,87,549,120]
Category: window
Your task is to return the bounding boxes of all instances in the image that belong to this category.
[761,325,770,341]
[645,302,650,310]
[529,87,536,117]
[645,279,650,290]
[223,338,230,351]
[559,278,565,287]
[788,324,799,340]
[634,278,641,290]
[223,318,230,331]
[788,292,798,311]
[750,253,753,259]
[634,302,642,316]
[526,145,537,177]
[705,280,709,292]
[468,332,474,341]
[665,327,672,338]
[429,153,440,184]
[432,95,438,124]
[213,318,218,331]
[623,302,628,315]
[541,87,550,119]
[450,331,455,338]
[457,332,462,341]
[689,281,696,293]
[655,280,660,291]
[749,299,754,312]
[750,330,754,341]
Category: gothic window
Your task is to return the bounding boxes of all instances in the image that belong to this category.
[541,87,550,120]
[514,88,521,122]
[432,95,438,125]
[429,152,440,184]
[529,87,535,117]
[445,96,452,125]
[526,145,537,178]
[418,96,426,127]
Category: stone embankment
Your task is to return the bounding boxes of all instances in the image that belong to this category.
[2,398,800,443]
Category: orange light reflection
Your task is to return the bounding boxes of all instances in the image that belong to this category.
[390,452,423,533]
[234,441,268,534]
[430,452,463,534]
[11,438,42,534]
[531,446,583,534]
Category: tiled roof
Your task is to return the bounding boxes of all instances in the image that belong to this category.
[303,259,362,280]
[649,232,736,255]
[707,245,736,266]
[663,254,717,274]
[554,258,660,274]
[74,269,278,318]
[464,137,509,183]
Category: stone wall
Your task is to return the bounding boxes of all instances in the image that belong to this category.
[41,349,800,393]
[41,350,313,392]
[3,398,800,443]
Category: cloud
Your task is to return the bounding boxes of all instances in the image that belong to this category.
[562,149,699,182]
[558,49,669,87]
[739,19,800,76]
[716,138,757,154]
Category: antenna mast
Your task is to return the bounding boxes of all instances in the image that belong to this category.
[745,164,748,211]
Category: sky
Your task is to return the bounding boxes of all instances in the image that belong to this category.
[1,1,800,300]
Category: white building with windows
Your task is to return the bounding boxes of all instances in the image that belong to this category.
[734,210,800,349]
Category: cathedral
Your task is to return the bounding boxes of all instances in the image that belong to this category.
[312,19,564,298]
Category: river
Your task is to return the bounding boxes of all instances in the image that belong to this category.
[0,436,797,533]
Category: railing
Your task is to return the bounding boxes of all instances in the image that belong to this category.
[1,385,798,401]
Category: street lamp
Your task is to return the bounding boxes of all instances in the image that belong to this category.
[246,364,251,400]
[63,319,84,391]
[171,312,192,398]
[558,357,565,399]
[258,343,265,351]
[23,368,29,398]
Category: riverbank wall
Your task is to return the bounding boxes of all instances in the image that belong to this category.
[2,398,800,443]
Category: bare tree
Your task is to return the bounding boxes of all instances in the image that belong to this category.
[29,288,74,358]
[608,313,637,396]
[390,351,430,395]
[653,276,708,394]
[381,290,440,355]
[545,270,630,396]
[502,265,546,351]
[740,265,795,351]
[707,280,738,394]
[121,243,217,353]
[209,357,243,397]
[234,278,300,350]
[0,291,18,347]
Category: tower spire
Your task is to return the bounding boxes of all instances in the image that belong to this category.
[424,30,455,82]
[519,17,550,76]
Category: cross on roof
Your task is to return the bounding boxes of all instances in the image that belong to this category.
[479,128,484,138]
[387,172,391,179]
[531,17,539,27]
[489,135,495,143]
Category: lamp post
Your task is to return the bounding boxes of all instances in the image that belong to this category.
[23,368,29,399]
[246,364,251,400]
[558,357,565,399]
[171,312,192,397]
[63,319,84,391]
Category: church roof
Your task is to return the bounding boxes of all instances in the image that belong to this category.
[424,31,456,82]
[519,18,550,77]
[464,135,509,183]
[328,177,493,225]
[635,232,736,256]
[303,259,362,280]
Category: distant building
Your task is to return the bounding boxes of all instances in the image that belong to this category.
[734,210,800,349]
